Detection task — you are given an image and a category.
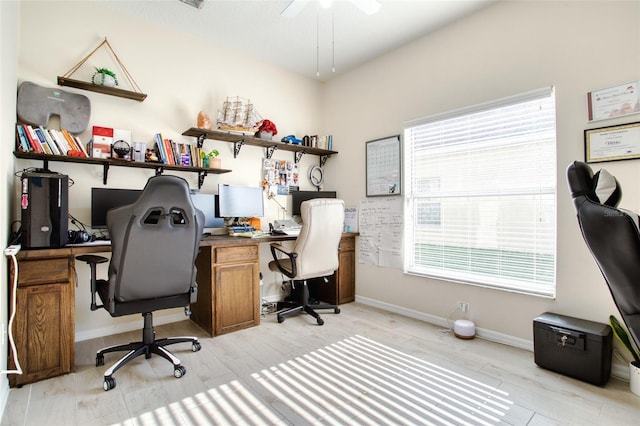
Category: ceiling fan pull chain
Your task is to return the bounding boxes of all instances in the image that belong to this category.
[332,8,335,73]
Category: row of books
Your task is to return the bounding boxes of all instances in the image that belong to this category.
[16,124,89,157]
[154,133,202,167]
[302,134,332,150]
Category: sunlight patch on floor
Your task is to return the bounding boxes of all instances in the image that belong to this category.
[116,335,513,425]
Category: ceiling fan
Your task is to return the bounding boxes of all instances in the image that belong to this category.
[281,0,382,18]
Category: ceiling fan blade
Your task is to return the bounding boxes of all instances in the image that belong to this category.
[349,0,381,15]
[281,0,311,18]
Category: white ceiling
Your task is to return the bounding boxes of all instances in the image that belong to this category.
[103,0,495,81]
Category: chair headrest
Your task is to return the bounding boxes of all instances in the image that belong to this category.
[567,161,622,207]
[593,168,622,207]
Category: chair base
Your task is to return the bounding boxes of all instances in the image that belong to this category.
[96,312,201,391]
[276,280,340,325]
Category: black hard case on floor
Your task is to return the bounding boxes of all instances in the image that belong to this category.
[533,312,613,385]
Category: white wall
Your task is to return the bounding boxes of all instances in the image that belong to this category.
[324,0,640,356]
[13,1,324,339]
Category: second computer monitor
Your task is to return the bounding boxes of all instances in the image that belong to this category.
[291,190,337,216]
[217,184,264,218]
[190,193,225,230]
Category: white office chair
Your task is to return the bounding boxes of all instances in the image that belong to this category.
[268,198,345,325]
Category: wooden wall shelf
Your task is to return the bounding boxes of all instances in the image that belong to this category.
[57,77,147,102]
[13,151,230,188]
[182,128,337,165]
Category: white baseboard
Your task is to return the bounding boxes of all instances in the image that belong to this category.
[355,295,630,381]
[74,312,187,342]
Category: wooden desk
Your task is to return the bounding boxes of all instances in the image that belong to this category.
[7,233,356,387]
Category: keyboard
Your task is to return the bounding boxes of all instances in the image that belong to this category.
[67,240,111,247]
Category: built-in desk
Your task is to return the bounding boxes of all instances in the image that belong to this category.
[7,233,356,387]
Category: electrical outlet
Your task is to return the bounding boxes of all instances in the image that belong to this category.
[457,301,469,313]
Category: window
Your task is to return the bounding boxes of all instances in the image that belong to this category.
[403,87,556,297]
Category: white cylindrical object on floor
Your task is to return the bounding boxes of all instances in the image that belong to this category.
[454,319,476,339]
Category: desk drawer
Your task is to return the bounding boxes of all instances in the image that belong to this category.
[17,258,71,286]
[214,245,259,264]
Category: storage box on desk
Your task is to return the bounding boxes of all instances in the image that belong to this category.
[533,312,612,385]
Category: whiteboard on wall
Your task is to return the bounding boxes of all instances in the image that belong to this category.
[358,197,403,268]
[366,135,401,197]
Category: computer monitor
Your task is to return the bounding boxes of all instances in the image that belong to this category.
[91,188,142,229]
[217,184,264,218]
[190,193,225,231]
[291,190,337,216]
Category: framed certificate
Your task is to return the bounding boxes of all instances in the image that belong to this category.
[366,135,401,196]
[587,81,640,122]
[584,122,640,163]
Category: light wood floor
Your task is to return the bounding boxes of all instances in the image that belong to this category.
[2,303,638,425]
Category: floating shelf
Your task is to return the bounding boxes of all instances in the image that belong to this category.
[14,151,230,188]
[182,128,337,165]
[57,77,147,102]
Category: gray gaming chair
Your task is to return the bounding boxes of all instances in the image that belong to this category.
[269,198,345,325]
[567,161,640,353]
[78,175,204,391]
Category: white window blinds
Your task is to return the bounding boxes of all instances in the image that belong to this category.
[403,87,557,297]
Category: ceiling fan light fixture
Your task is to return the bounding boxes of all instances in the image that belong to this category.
[179,0,205,9]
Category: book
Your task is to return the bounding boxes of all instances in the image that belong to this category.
[92,126,114,158]
[34,127,53,154]
[163,138,175,165]
[62,129,86,156]
[74,135,89,157]
[39,126,60,155]
[23,125,43,152]
[49,129,72,154]
[16,125,31,151]
[154,133,167,164]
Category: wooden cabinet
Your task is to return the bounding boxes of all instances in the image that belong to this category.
[308,234,356,305]
[192,242,261,336]
[8,251,75,387]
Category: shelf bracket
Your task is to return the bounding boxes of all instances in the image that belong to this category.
[266,145,278,159]
[198,170,208,189]
[102,163,110,185]
[233,140,245,158]
[295,150,306,164]
[154,166,164,176]
[320,155,331,166]
[196,134,206,149]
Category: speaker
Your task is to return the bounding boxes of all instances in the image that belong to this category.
[21,171,69,248]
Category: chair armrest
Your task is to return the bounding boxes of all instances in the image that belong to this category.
[269,243,298,279]
[76,254,109,311]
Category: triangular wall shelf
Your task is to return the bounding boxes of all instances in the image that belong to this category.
[57,37,147,102]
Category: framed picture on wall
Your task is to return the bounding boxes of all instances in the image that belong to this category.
[584,122,640,163]
[366,135,401,196]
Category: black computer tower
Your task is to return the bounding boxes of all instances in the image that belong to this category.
[21,171,69,248]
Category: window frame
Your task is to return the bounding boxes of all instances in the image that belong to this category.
[402,87,557,298]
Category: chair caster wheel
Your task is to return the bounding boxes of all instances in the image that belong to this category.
[277,315,285,323]
[192,341,201,352]
[317,318,325,326]
[103,376,116,391]
[334,307,340,314]
[96,354,104,367]
[174,365,186,378]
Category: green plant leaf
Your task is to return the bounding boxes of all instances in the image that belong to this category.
[609,315,640,363]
